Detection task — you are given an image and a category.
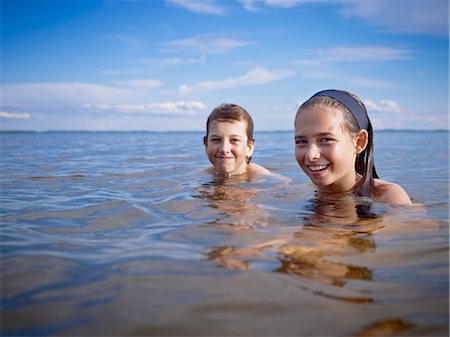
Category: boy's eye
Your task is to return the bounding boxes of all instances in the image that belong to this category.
[295,139,307,145]
[230,138,241,143]
[210,138,220,143]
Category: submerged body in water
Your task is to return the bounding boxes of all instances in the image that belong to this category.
[1,131,448,336]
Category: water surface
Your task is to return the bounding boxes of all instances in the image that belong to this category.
[1,131,448,336]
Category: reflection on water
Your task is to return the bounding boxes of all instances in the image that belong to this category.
[204,191,382,288]
[277,196,380,291]
[195,175,271,230]
[1,131,448,336]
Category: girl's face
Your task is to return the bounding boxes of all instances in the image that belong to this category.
[204,120,254,177]
[294,106,361,194]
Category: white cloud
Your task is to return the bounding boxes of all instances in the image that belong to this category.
[319,46,412,62]
[100,69,143,75]
[264,0,322,8]
[179,67,293,93]
[364,99,402,113]
[339,0,448,36]
[178,84,191,95]
[80,104,112,111]
[138,55,206,67]
[2,82,136,104]
[146,101,207,114]
[297,69,394,88]
[258,0,448,36]
[158,57,205,66]
[0,111,31,119]
[113,79,162,89]
[81,101,207,115]
[1,81,162,105]
[161,34,256,54]
[292,59,322,66]
[371,112,448,130]
[165,0,226,15]
[294,46,413,65]
[239,0,261,11]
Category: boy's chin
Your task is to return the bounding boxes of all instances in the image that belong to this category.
[213,166,231,175]
[215,167,246,177]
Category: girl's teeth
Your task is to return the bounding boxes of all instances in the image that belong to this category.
[309,165,327,171]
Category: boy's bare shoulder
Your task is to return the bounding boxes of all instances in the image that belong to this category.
[374,179,412,205]
[203,167,215,175]
[248,163,272,176]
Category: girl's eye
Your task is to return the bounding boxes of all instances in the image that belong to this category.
[320,138,335,143]
[295,139,307,146]
[230,138,241,143]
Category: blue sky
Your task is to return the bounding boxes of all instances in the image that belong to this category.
[1,0,448,131]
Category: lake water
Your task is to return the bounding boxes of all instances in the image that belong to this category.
[1,130,448,336]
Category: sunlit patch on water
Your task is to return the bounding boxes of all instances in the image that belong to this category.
[1,131,448,336]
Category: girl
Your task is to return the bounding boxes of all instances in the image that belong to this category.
[203,103,271,178]
[294,89,412,205]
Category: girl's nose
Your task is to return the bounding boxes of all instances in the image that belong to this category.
[306,144,320,161]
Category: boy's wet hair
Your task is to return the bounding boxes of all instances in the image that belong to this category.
[296,90,379,198]
[205,103,255,143]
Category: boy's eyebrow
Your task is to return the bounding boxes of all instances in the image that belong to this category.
[209,133,243,138]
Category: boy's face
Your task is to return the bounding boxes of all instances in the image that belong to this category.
[204,120,254,177]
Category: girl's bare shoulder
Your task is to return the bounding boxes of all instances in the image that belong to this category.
[374,179,412,205]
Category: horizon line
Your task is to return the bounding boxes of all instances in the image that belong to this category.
[1,128,448,133]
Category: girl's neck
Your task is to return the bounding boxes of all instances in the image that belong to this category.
[316,172,361,197]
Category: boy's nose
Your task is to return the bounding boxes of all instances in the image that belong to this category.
[219,141,231,153]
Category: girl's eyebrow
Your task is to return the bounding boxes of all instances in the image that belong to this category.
[295,132,336,139]
[316,132,337,137]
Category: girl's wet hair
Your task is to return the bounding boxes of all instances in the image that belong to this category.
[296,89,379,198]
[204,103,255,163]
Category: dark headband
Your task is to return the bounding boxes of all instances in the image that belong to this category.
[310,89,369,130]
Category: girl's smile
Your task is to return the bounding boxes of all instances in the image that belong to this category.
[307,165,329,175]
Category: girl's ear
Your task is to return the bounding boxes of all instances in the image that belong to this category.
[203,136,208,147]
[355,130,368,154]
